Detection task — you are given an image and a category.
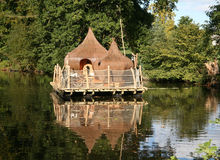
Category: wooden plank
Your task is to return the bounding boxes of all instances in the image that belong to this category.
[108,105,110,128]
[139,105,143,125]
[130,105,136,125]
[59,65,62,88]
[66,104,71,127]
[120,19,126,55]
[57,65,60,88]
[130,68,136,88]
[139,65,143,87]
[62,88,145,92]
[62,101,146,106]
[67,65,70,89]
[135,54,138,68]
[119,133,124,160]
[85,105,89,126]
[86,68,89,89]
[53,66,56,83]
[108,66,110,88]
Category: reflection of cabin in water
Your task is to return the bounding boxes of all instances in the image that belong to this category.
[51,93,145,152]
[50,28,146,96]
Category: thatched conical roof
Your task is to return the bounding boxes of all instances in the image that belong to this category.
[64,28,107,70]
[94,39,133,70]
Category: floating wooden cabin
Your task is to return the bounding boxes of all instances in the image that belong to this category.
[50,28,146,97]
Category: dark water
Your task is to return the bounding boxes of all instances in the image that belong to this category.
[0,71,220,160]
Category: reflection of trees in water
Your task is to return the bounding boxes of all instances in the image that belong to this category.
[0,71,177,160]
[86,131,175,160]
[0,71,88,160]
[0,104,88,160]
[205,89,218,112]
[144,87,219,139]
[89,134,119,160]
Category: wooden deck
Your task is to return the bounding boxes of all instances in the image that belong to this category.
[50,64,147,97]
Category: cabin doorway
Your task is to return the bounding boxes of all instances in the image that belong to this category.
[80,59,94,76]
[80,59,92,70]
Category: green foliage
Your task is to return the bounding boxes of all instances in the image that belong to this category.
[206,1,220,38]
[140,16,211,83]
[209,118,220,124]
[89,134,117,160]
[0,71,88,160]
[0,0,156,73]
[144,87,211,139]
[6,22,37,71]
[195,140,219,160]
[0,60,10,69]
[168,156,179,160]
[0,0,180,73]
[1,0,218,84]
[205,1,220,60]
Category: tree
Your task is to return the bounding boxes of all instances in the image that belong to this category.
[0,0,178,73]
[139,16,208,82]
[206,1,220,45]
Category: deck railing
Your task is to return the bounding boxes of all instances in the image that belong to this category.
[53,64,143,90]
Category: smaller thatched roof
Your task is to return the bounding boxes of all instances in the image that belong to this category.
[64,28,107,70]
[94,39,133,70]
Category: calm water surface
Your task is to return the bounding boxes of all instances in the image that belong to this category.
[0,71,220,160]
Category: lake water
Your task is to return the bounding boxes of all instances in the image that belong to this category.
[0,71,219,160]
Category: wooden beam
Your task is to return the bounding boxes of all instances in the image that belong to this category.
[130,105,136,125]
[135,54,138,68]
[85,105,89,126]
[131,68,136,88]
[67,105,71,128]
[108,105,110,128]
[119,133,124,160]
[120,19,126,56]
[139,105,143,125]
[139,65,143,87]
[59,66,62,87]
[67,65,71,89]
[53,66,56,83]
[108,66,110,88]
[86,68,89,89]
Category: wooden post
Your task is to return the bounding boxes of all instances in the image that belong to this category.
[67,65,70,89]
[108,65,110,88]
[135,54,138,68]
[139,105,143,125]
[53,66,56,83]
[139,65,143,87]
[130,105,136,125]
[86,67,89,89]
[59,65,62,88]
[134,119,137,136]
[120,18,126,56]
[56,64,58,83]
[108,105,110,128]
[85,105,89,126]
[132,53,138,68]
[131,68,136,88]
[119,133,124,160]
[58,65,60,88]
[58,106,61,122]
[67,104,71,128]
